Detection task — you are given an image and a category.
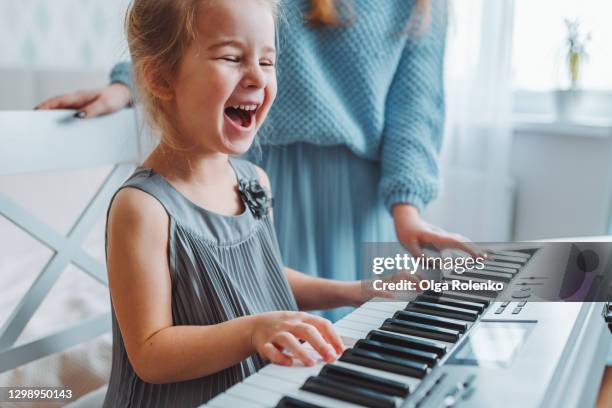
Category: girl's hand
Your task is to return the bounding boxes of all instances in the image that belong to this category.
[251,311,344,367]
[392,203,483,258]
[35,83,132,118]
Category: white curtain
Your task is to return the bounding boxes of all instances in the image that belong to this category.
[425,0,516,241]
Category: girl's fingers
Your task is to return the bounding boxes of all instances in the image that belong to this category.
[291,323,336,363]
[303,315,344,355]
[261,342,292,366]
[274,332,315,366]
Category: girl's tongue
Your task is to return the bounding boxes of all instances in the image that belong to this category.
[225,106,253,128]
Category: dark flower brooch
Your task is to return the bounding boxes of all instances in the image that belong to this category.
[237,178,272,219]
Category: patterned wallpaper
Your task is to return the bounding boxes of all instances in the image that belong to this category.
[0,0,130,70]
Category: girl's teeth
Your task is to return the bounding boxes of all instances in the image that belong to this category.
[229,104,258,111]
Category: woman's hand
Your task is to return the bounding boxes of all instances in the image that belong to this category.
[35,83,132,118]
[392,203,483,258]
[251,311,344,367]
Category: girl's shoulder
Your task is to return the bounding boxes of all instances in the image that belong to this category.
[231,157,271,190]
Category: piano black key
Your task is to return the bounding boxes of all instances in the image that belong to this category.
[394,310,469,332]
[483,260,523,269]
[355,339,438,367]
[460,269,513,282]
[339,348,429,379]
[275,396,325,408]
[439,291,491,306]
[487,249,532,260]
[477,265,518,274]
[319,364,410,398]
[486,254,529,263]
[367,329,447,357]
[406,301,479,322]
[301,375,397,408]
[415,294,486,313]
[381,318,461,342]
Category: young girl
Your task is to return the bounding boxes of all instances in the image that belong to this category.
[103,0,372,406]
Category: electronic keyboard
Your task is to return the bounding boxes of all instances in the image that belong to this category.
[202,245,610,408]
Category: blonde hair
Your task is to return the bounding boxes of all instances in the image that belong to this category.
[307,0,430,33]
[126,0,280,148]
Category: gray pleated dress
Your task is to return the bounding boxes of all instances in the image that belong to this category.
[102,158,298,408]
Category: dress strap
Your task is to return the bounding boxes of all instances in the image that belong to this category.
[229,157,260,182]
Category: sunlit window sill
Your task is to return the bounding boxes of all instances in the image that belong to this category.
[513,114,612,139]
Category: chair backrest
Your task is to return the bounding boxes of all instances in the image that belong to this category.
[0,109,143,373]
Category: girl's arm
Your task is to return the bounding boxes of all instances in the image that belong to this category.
[107,188,342,385]
[284,267,362,310]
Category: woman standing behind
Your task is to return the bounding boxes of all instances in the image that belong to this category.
[38,0,477,319]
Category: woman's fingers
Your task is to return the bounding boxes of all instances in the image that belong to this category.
[81,98,113,118]
[426,231,483,258]
[35,90,98,110]
[261,342,292,366]
[302,315,344,355]
[404,240,424,258]
[274,332,315,366]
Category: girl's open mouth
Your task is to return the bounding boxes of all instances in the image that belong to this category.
[224,104,258,129]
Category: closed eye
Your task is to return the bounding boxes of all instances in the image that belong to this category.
[220,56,240,63]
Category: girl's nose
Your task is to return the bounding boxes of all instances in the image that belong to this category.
[241,63,266,89]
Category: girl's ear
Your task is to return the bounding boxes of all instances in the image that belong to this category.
[142,63,174,101]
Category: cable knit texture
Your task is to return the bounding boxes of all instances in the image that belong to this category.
[111,0,447,212]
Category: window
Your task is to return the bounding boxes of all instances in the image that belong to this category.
[512,0,612,92]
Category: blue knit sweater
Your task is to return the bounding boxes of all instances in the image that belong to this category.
[111,0,447,212]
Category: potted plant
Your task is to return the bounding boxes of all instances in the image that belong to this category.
[555,18,591,122]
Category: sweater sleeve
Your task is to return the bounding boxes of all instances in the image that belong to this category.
[379,0,448,213]
[109,61,134,90]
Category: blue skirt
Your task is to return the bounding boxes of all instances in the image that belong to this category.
[248,142,396,321]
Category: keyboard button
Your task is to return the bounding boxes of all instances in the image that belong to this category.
[339,348,429,379]
[494,307,505,314]
[512,307,522,314]
[406,301,479,322]
[381,318,461,342]
[367,330,447,357]
[319,364,410,398]
[484,260,522,269]
[355,339,438,367]
[394,310,469,333]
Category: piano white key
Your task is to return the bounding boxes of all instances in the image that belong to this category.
[259,360,322,384]
[250,361,367,408]
[351,306,391,319]
[336,317,375,332]
[225,382,284,406]
[206,392,266,408]
[362,301,407,313]
[334,325,364,345]
[245,372,307,392]
[344,310,386,326]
